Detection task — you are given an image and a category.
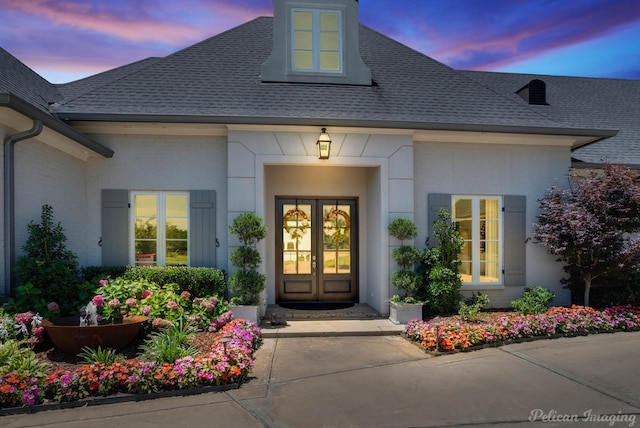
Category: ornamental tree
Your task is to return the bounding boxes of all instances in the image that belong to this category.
[534,163,640,307]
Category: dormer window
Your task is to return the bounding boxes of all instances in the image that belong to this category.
[261,0,371,86]
[292,9,342,73]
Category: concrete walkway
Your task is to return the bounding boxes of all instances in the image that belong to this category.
[3,325,640,428]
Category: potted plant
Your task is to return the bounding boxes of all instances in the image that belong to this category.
[388,217,423,324]
[228,212,267,324]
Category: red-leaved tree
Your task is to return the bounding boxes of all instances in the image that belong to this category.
[534,163,640,307]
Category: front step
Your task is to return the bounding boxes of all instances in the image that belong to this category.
[259,318,405,338]
[264,303,383,321]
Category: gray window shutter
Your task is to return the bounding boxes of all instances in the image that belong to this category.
[190,190,216,267]
[503,195,526,287]
[427,193,451,248]
[101,189,129,266]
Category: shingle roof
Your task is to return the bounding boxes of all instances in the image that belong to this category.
[57,57,162,102]
[462,71,640,164]
[0,47,63,113]
[55,17,586,134]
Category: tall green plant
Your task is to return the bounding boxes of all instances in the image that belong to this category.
[388,218,421,299]
[416,209,464,314]
[228,213,267,305]
[14,205,79,314]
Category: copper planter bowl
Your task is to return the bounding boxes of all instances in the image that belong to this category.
[42,315,148,355]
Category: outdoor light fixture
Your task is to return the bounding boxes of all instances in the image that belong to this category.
[316,128,332,160]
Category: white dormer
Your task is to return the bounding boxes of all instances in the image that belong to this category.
[261,0,372,85]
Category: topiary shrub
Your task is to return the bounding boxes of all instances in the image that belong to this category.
[388,218,421,299]
[228,212,267,305]
[511,286,555,315]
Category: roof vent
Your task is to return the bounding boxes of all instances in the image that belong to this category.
[516,79,547,105]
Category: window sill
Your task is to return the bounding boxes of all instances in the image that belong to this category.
[460,284,505,291]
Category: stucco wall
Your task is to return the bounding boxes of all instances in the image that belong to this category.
[84,134,228,269]
[14,140,88,263]
[227,128,412,313]
[414,141,572,307]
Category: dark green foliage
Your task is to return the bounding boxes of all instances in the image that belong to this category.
[229,247,262,270]
[392,246,422,271]
[511,286,555,315]
[228,270,266,305]
[459,292,490,322]
[228,213,267,305]
[228,212,267,246]
[140,320,198,364]
[77,346,124,365]
[79,266,128,282]
[122,266,226,297]
[388,218,421,297]
[14,205,80,314]
[388,218,418,243]
[416,209,464,314]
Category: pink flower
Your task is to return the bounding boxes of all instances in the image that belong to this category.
[143,305,152,316]
[180,291,191,300]
[14,312,34,325]
[152,318,172,329]
[92,295,105,307]
[108,299,120,309]
[33,326,45,337]
[99,279,109,288]
[126,298,137,307]
[166,300,180,311]
[47,302,59,312]
[142,290,153,299]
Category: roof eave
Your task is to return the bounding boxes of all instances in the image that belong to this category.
[58,112,618,143]
[0,93,114,158]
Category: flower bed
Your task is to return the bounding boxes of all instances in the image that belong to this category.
[1,319,261,409]
[404,305,640,354]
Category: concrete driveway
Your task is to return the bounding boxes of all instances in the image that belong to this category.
[3,331,640,428]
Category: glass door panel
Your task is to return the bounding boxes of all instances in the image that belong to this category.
[282,203,312,274]
[277,198,357,302]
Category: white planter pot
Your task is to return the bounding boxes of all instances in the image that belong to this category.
[389,301,423,325]
[230,305,261,325]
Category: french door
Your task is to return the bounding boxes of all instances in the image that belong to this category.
[276,198,358,302]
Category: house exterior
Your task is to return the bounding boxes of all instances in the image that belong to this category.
[1,0,637,315]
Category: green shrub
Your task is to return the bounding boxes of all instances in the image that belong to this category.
[122,266,226,297]
[0,340,47,377]
[388,218,418,243]
[78,346,124,365]
[511,286,555,315]
[416,209,464,314]
[228,213,267,305]
[80,266,128,282]
[459,292,490,322]
[140,320,198,364]
[388,218,421,297]
[14,205,80,315]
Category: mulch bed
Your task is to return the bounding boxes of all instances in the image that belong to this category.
[35,331,221,373]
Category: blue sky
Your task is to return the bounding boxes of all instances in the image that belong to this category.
[1,0,639,83]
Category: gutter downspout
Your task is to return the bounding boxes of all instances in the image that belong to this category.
[3,120,43,296]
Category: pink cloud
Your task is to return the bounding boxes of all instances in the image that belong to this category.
[2,0,205,44]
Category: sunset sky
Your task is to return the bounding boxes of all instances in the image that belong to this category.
[1,0,639,84]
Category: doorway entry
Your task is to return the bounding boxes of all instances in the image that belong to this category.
[276,198,358,302]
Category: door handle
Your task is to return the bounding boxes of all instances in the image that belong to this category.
[312,261,317,274]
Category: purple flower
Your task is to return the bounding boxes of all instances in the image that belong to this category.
[47,302,59,312]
